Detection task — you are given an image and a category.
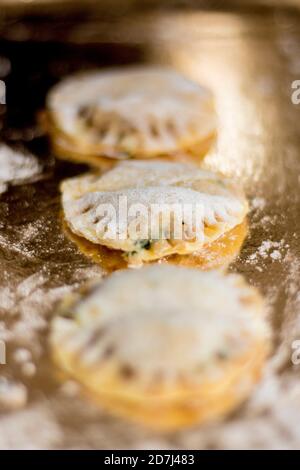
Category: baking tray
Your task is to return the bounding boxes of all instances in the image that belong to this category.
[0,6,300,449]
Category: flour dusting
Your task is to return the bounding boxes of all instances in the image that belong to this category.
[0,144,42,194]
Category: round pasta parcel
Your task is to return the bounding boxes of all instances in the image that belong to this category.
[50,265,270,430]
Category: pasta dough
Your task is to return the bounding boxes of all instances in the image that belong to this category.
[50,265,270,430]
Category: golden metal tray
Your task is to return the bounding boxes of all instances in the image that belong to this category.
[0,6,300,449]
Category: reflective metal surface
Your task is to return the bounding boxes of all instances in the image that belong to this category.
[0,9,300,449]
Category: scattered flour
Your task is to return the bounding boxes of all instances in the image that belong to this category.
[14,349,36,377]
[270,250,282,260]
[251,197,266,211]
[21,362,37,378]
[0,404,62,450]
[60,380,81,398]
[0,144,42,195]
[13,348,32,364]
[0,265,102,353]
[258,240,284,259]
